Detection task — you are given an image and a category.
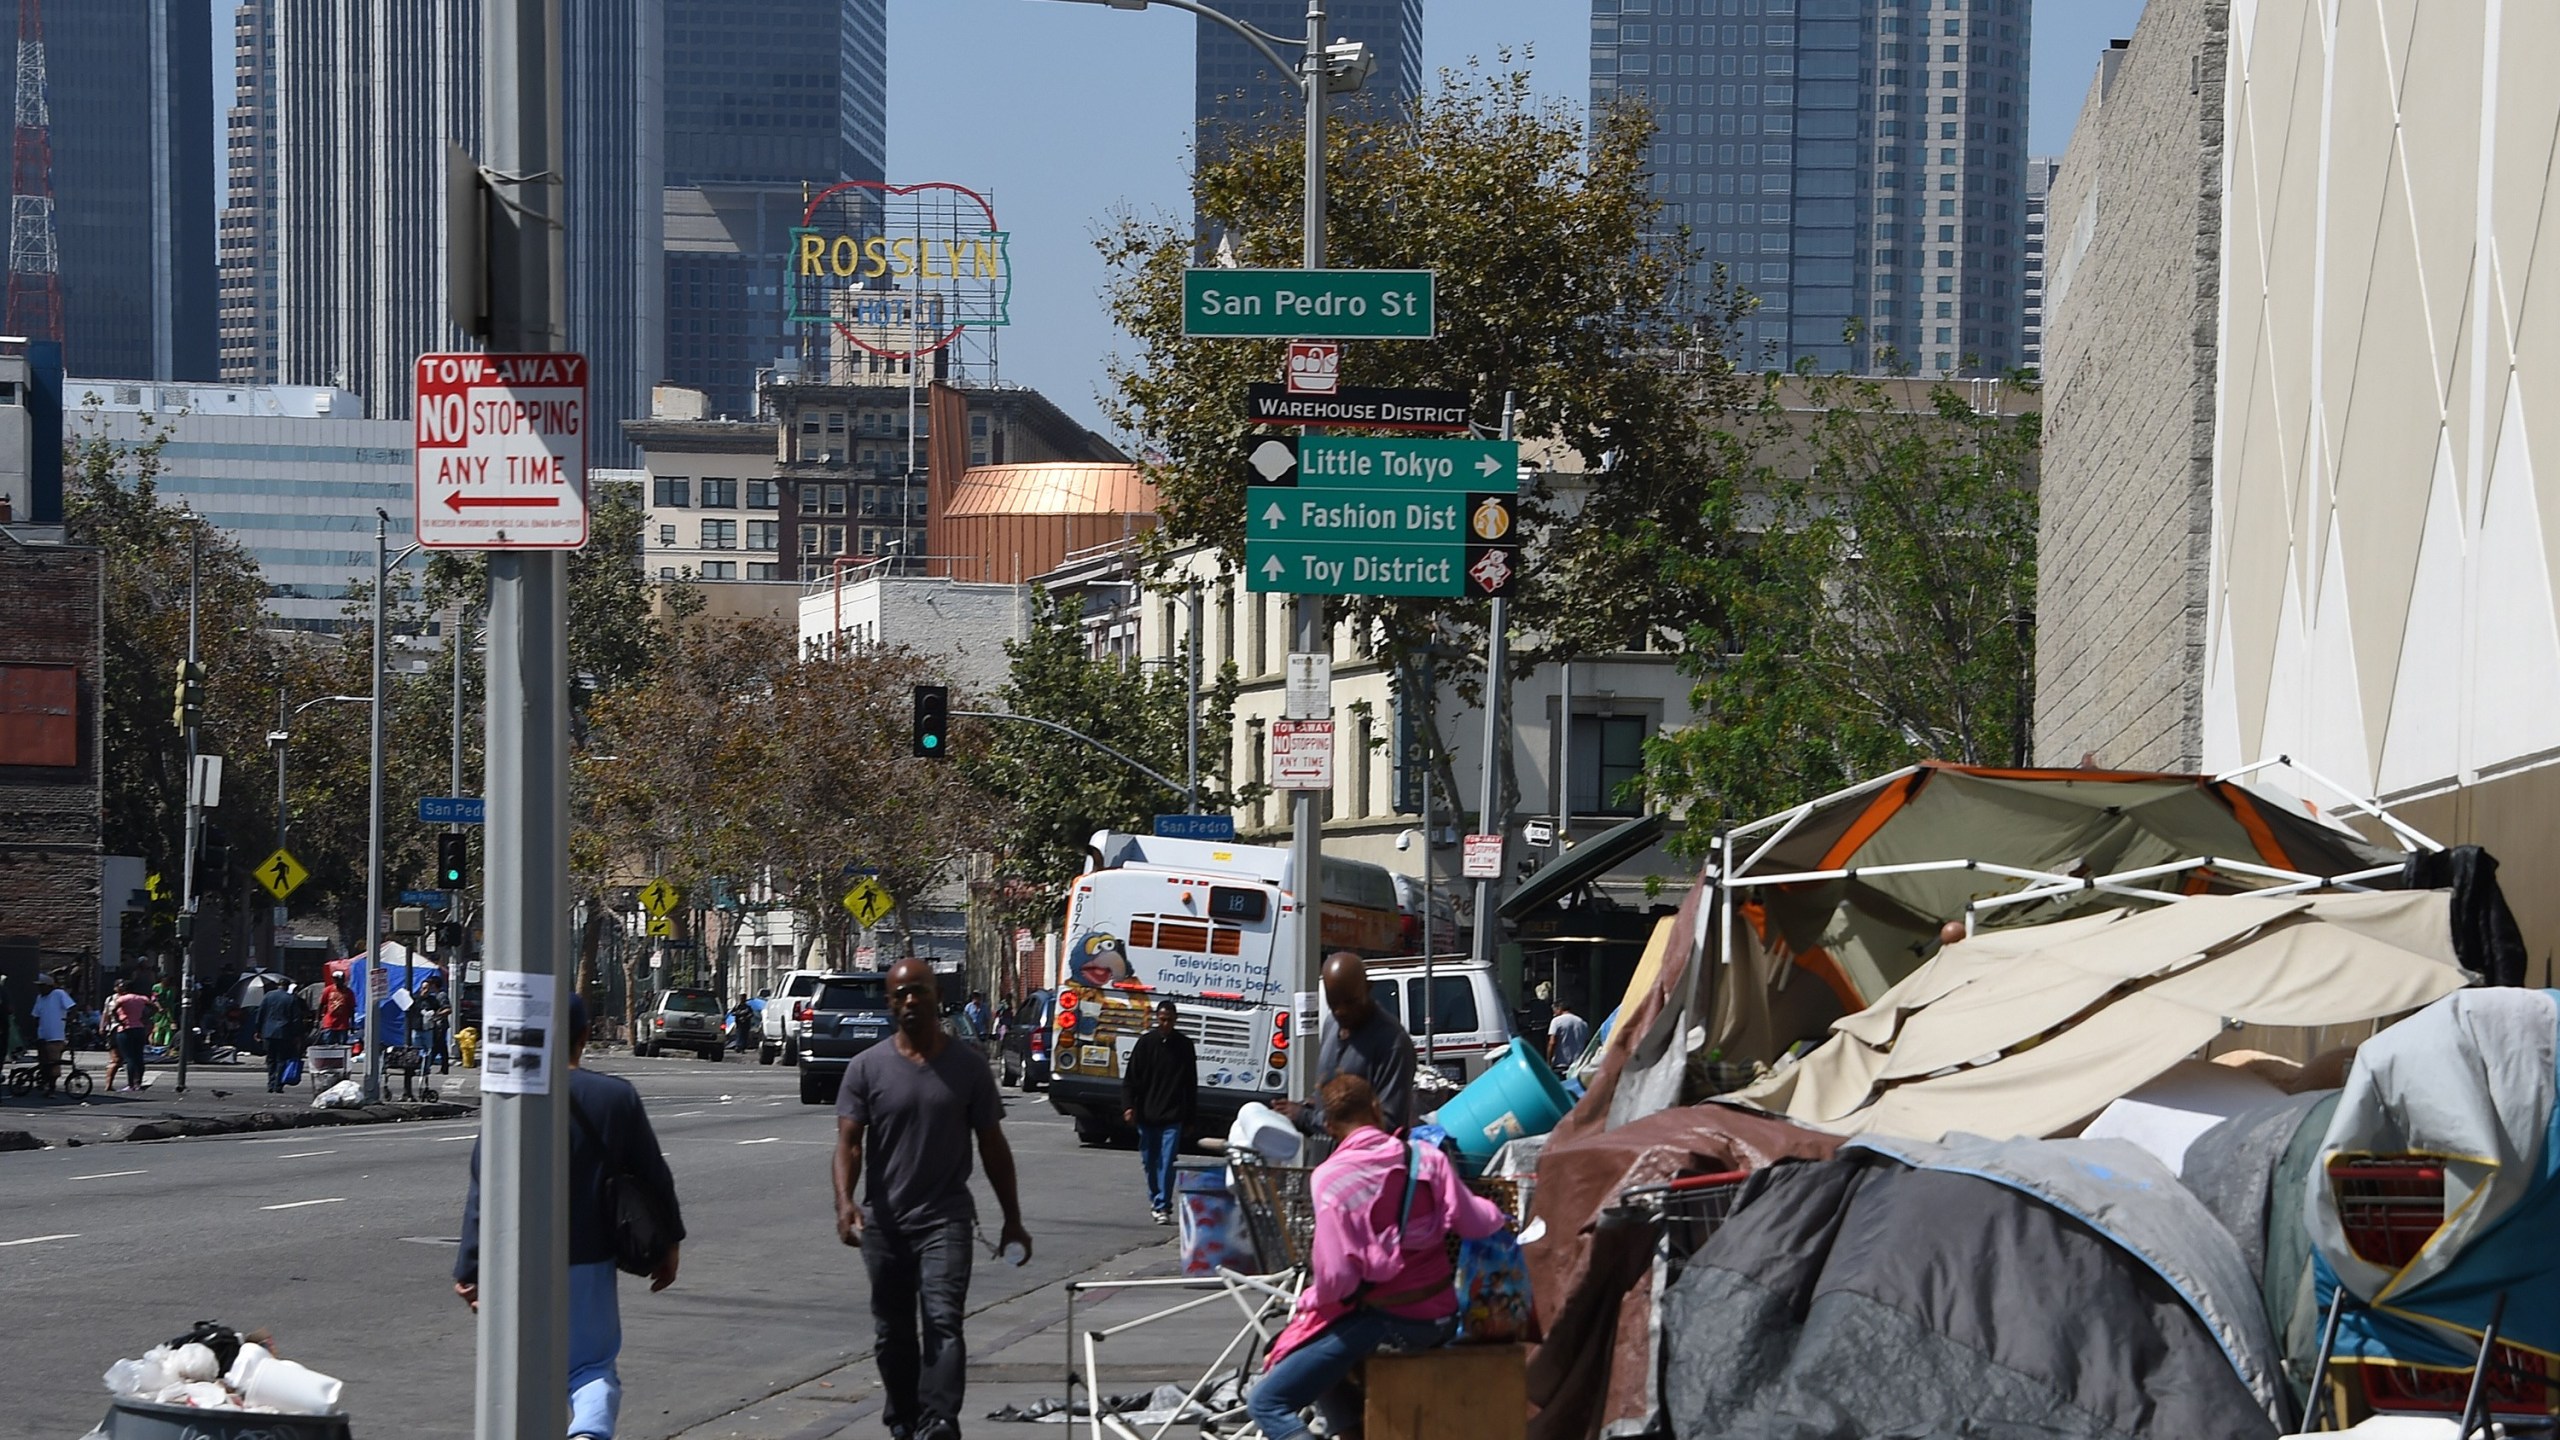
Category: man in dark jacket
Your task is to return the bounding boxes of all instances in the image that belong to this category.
[455,994,685,1440]
[1121,999,1198,1224]
[256,981,309,1093]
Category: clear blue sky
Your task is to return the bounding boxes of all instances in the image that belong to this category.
[213,0,2151,429]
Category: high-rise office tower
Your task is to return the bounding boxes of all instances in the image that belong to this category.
[0,0,215,380]
[2021,153,2055,372]
[661,1,888,418]
[1196,2,1423,153]
[1593,0,2031,377]
[234,2,660,465]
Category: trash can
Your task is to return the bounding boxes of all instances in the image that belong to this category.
[97,1398,352,1439]
[1431,1037,1573,1175]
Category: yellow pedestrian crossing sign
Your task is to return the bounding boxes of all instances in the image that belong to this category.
[646,914,674,937]
[255,848,308,902]
[840,877,894,928]
[639,878,680,917]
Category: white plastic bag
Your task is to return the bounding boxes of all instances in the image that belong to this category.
[313,1078,366,1109]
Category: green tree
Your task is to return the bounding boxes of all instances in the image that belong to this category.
[1099,63,1752,667]
[974,589,1250,920]
[1642,375,2041,837]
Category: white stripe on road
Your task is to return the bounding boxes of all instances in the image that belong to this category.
[259,1197,345,1211]
[0,1233,80,1246]
[72,1170,146,1180]
[737,1137,779,1145]
[433,1133,478,1142]
[277,1150,338,1159]
[668,1110,706,1118]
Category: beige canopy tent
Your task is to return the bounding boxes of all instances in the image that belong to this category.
[1723,889,2468,1141]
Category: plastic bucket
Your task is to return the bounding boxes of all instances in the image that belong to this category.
[99,1398,353,1439]
[1433,1037,1572,1174]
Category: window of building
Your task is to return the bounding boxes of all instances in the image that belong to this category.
[746,562,779,581]
[1251,593,1269,675]
[747,520,779,551]
[1568,714,1651,818]
[700,519,737,549]
[1355,712,1374,817]
[658,567,676,581]
[657,524,676,547]
[700,560,737,580]
[801,527,822,555]
[824,525,846,554]
[699,478,737,508]
[746,480,778,509]
[652,476,690,508]
[825,484,848,514]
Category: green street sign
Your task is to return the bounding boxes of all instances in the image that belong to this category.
[1183,268,1436,339]
[1245,436,1519,492]
[1248,487,1465,543]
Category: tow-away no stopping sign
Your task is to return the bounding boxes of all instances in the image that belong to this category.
[414,351,589,550]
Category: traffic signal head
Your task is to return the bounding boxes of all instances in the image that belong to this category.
[437,832,468,889]
[197,822,230,876]
[911,684,949,759]
[171,659,205,732]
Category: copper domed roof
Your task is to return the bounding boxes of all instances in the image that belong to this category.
[942,462,1156,518]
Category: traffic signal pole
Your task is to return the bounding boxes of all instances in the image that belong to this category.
[475,1,572,1435]
[175,522,200,1093]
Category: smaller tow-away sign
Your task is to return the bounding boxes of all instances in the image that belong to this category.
[414,351,590,550]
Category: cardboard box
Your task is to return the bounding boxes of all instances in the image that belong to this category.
[1365,1344,1528,1440]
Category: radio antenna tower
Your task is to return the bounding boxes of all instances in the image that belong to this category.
[6,0,62,344]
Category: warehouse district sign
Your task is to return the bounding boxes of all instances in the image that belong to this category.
[789,179,1012,360]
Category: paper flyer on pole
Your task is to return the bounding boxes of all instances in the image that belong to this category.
[480,970,556,1095]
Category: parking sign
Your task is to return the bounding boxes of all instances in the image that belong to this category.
[414,352,590,550]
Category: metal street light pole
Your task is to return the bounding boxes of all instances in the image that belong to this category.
[366,513,424,1104]
[175,520,201,1092]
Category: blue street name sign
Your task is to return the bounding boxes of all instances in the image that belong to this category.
[399,890,452,908]
[1154,813,1238,841]
[418,796,486,825]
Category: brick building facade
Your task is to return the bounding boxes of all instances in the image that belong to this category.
[0,534,106,1021]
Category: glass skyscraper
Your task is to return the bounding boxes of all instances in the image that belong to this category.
[1592,0,2032,377]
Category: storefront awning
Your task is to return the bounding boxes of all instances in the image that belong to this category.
[1498,812,1670,923]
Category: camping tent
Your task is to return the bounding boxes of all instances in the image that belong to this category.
[330,944,444,1045]
[1722,890,2467,1141]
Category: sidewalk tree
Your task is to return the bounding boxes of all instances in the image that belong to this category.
[974,588,1250,920]
[1099,61,1752,667]
[1642,375,2041,835]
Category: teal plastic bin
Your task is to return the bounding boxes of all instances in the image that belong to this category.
[1433,1036,1572,1173]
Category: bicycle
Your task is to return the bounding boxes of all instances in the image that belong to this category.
[6,1046,96,1098]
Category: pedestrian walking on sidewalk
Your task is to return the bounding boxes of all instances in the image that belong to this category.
[1545,999,1590,1074]
[455,994,684,1440]
[415,974,453,1074]
[1246,1074,1510,1440]
[105,980,157,1092]
[257,980,310,1093]
[832,955,1032,1440]
[1121,1000,1197,1224]
[29,972,76,1096]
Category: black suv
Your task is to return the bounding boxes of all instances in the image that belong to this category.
[999,990,1055,1092]
[796,973,892,1104]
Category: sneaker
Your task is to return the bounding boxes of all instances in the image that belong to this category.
[1152,1208,1172,1225]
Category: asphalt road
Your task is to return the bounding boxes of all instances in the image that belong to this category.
[7,1050,1164,1440]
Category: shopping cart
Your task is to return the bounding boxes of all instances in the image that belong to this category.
[1616,1169,1752,1278]
[1230,1158,1319,1273]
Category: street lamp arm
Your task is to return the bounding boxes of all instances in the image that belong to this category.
[292,693,374,719]
[952,709,1194,803]
[1038,0,1307,93]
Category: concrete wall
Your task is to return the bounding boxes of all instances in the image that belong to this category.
[797,574,1030,702]
[2035,0,2227,771]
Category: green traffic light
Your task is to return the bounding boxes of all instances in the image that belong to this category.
[923,734,939,749]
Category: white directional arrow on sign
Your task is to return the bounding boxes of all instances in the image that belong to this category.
[1262,501,1287,528]
[1261,555,1287,582]
[1474,453,1503,478]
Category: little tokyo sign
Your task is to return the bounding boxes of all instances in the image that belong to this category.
[1245,435,1522,598]
[414,352,588,550]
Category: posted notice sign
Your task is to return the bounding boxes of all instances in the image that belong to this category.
[1270,718,1336,791]
[414,352,590,550]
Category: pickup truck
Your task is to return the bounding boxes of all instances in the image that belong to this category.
[796,972,893,1105]
[766,968,827,1066]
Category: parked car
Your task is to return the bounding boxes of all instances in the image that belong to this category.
[766,968,827,1066]
[1362,959,1515,1083]
[1000,990,1055,1092]
[635,987,726,1061]
[796,972,892,1104]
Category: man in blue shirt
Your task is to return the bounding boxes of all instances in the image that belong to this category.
[455,995,685,1440]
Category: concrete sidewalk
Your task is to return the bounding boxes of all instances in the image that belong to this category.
[674,1237,1280,1440]
[0,1052,476,1150]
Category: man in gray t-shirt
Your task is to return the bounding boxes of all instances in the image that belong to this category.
[1282,952,1418,1134]
[833,958,1030,1440]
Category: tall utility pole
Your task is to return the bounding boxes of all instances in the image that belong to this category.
[1285,0,1330,1107]
[475,1,573,1434]
[363,513,389,1102]
[1469,396,1516,975]
[174,522,201,1092]
[6,0,63,343]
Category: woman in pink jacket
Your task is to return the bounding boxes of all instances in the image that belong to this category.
[1247,1073,1511,1440]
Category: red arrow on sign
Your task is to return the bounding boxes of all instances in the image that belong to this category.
[444,492,562,512]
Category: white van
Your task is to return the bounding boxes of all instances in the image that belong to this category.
[1366,957,1514,1083]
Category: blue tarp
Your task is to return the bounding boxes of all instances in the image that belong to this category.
[339,949,447,1045]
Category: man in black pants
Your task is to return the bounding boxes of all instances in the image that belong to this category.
[1121,1000,1197,1225]
[833,956,1033,1440]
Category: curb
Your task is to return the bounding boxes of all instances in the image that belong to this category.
[108,1099,474,1143]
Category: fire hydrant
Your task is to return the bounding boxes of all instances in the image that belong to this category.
[457,1026,480,1068]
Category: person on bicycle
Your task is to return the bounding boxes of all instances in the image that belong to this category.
[28,973,77,1097]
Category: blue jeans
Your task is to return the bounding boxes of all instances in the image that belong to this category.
[1139,1123,1182,1212]
[1248,1309,1455,1440]
[568,1259,622,1438]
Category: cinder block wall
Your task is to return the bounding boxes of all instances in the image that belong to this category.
[2034,0,2227,772]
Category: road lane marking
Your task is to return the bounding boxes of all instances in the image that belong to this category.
[737,1136,780,1145]
[278,1150,338,1159]
[71,1170,146,1180]
[0,1233,80,1246]
[259,1197,345,1211]
[398,1236,462,1246]
[434,1133,478,1142]
[668,1110,706,1118]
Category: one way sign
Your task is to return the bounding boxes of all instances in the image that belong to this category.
[415,351,590,551]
